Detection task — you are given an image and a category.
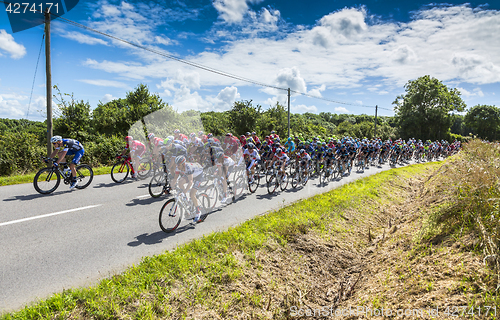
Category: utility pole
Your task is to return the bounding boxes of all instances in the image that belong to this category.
[287,88,290,138]
[45,9,53,157]
[374,105,378,138]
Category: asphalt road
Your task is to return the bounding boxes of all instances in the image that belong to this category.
[0,160,414,313]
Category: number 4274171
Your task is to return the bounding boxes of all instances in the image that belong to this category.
[5,3,59,14]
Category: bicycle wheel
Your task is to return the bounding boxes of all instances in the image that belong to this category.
[267,175,278,194]
[137,159,152,179]
[248,171,260,193]
[291,171,299,189]
[197,193,211,222]
[233,175,246,198]
[74,164,93,189]
[111,160,129,183]
[159,198,182,233]
[320,168,328,185]
[301,170,309,186]
[288,161,296,176]
[149,172,167,198]
[33,167,61,194]
[265,169,273,183]
[279,172,289,191]
[205,183,218,209]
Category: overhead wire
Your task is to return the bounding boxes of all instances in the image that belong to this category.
[26,33,45,119]
[1,0,392,113]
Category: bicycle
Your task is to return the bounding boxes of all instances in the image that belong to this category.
[291,163,309,189]
[159,187,211,233]
[266,161,288,194]
[148,153,171,198]
[33,157,93,194]
[111,154,151,183]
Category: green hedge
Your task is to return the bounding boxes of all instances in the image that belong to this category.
[0,134,125,177]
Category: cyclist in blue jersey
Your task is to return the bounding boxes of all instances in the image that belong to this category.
[49,135,85,189]
[284,137,295,154]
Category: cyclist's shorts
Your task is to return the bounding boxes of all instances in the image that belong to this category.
[246,159,257,170]
[67,148,84,164]
[192,173,204,190]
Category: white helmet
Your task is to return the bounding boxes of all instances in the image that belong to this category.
[51,135,62,143]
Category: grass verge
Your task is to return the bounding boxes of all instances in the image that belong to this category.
[0,166,112,186]
[2,152,498,319]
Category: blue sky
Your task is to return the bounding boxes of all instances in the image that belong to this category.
[0,0,499,121]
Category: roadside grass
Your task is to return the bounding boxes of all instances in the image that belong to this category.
[1,161,442,320]
[0,166,112,186]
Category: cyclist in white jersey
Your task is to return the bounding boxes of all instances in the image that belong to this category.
[172,155,205,223]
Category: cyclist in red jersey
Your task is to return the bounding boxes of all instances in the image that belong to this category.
[121,136,146,178]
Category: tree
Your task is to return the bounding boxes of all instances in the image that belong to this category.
[53,85,92,141]
[229,100,262,136]
[464,105,500,141]
[393,75,466,140]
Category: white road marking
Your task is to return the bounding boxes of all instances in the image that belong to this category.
[0,205,102,227]
[136,195,150,199]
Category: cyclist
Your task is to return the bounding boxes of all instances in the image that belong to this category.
[172,155,205,223]
[163,139,187,173]
[270,148,289,175]
[173,129,189,145]
[120,136,146,179]
[147,133,163,162]
[215,151,235,204]
[242,143,260,183]
[251,132,262,149]
[298,149,311,177]
[49,135,85,189]
[284,137,296,155]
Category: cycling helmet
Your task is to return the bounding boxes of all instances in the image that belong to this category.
[327,148,333,153]
[174,129,181,134]
[216,152,224,159]
[225,133,232,137]
[247,143,255,149]
[276,148,283,154]
[147,133,155,140]
[252,132,256,135]
[164,139,173,147]
[322,142,326,146]
[51,135,63,143]
[125,136,133,141]
[175,155,186,165]
[207,133,213,138]
[300,149,306,154]
[246,132,251,136]
[288,137,291,141]
[198,131,204,136]
[271,130,275,134]
[167,135,174,141]
[189,132,196,138]
[207,138,215,144]
[240,134,245,138]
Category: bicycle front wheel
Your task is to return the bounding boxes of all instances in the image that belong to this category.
[149,172,167,198]
[137,159,152,179]
[267,175,278,194]
[197,193,211,222]
[75,164,93,189]
[279,172,289,191]
[111,160,129,183]
[248,172,260,193]
[159,199,182,233]
[33,167,60,194]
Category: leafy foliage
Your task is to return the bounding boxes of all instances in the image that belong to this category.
[393,75,466,140]
[464,104,500,141]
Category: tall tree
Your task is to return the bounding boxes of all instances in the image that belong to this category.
[464,105,500,141]
[393,75,466,140]
[229,100,262,136]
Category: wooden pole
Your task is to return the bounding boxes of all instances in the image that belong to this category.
[45,9,53,157]
[287,88,290,138]
[374,105,378,138]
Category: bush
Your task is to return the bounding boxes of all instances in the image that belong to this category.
[0,131,46,176]
[81,135,125,167]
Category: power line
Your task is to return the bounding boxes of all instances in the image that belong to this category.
[26,32,45,119]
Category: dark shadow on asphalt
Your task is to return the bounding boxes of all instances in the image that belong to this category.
[126,195,170,206]
[127,224,196,246]
[93,180,136,188]
[3,190,67,201]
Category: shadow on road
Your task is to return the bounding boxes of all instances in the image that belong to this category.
[127,224,195,246]
[93,180,136,188]
[3,190,66,201]
[126,196,168,206]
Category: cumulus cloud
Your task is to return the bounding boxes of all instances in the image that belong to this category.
[292,104,318,113]
[213,0,250,24]
[0,30,26,59]
[457,87,484,98]
[335,106,349,113]
[101,94,117,103]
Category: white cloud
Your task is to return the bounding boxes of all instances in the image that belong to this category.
[78,79,130,88]
[0,30,26,59]
[0,94,25,118]
[101,94,117,103]
[213,0,250,24]
[215,86,240,108]
[59,31,108,45]
[292,104,317,113]
[308,84,326,97]
[335,106,349,113]
[457,87,485,98]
